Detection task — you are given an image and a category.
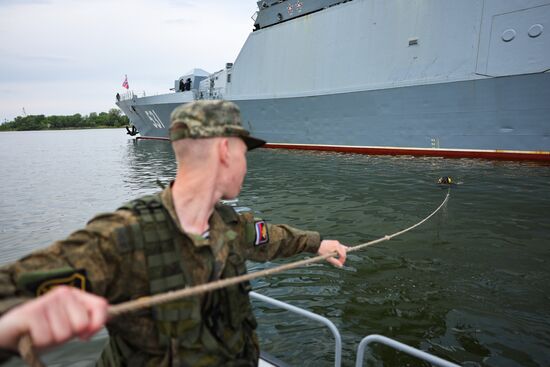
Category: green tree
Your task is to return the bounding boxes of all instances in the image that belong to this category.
[0,111,129,131]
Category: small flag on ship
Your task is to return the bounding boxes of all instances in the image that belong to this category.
[122,75,129,89]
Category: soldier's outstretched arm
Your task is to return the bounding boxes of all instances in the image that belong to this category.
[0,286,108,357]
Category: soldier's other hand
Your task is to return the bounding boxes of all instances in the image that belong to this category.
[318,240,348,268]
[0,286,108,352]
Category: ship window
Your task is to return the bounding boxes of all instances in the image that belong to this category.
[408,38,419,46]
[227,74,232,83]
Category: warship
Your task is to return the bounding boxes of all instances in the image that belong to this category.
[117,0,550,161]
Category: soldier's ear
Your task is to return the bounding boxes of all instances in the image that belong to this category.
[218,138,231,167]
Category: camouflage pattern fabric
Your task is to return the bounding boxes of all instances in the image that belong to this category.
[169,100,266,150]
[0,186,321,366]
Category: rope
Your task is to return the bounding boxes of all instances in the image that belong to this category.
[18,335,45,367]
[109,189,450,317]
[18,189,450,366]
[348,188,450,253]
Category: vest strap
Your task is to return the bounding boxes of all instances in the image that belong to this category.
[150,274,186,294]
[147,251,179,268]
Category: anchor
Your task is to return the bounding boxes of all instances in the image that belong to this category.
[125,125,139,136]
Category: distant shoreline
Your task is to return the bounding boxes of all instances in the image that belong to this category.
[0,109,129,132]
[0,126,125,132]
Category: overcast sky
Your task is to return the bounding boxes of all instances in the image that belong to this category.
[0,0,258,122]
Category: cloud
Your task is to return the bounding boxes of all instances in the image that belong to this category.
[163,18,192,25]
[14,54,72,63]
[0,0,259,121]
[0,51,75,83]
[0,0,51,7]
[164,0,195,7]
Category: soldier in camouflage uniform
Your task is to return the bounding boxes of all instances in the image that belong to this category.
[0,100,348,366]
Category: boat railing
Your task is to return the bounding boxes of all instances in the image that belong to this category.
[355,334,460,367]
[250,291,342,367]
[250,291,460,367]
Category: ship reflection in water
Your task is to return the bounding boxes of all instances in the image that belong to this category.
[123,138,177,195]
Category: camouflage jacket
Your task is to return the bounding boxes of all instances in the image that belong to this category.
[0,186,321,366]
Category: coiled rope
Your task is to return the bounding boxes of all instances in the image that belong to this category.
[19,189,450,366]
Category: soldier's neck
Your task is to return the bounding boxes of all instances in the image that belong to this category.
[171,172,221,235]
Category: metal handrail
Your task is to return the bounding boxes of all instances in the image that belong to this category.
[118,91,136,101]
[249,292,459,367]
[250,291,342,367]
[355,334,460,367]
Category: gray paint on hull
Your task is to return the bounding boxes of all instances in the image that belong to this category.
[118,73,550,152]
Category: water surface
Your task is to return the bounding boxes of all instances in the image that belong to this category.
[1,129,549,366]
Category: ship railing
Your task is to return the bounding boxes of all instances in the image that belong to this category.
[196,87,225,101]
[118,91,136,101]
[250,291,459,367]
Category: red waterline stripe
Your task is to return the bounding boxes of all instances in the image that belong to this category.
[263,143,550,162]
[134,137,550,162]
[136,136,170,141]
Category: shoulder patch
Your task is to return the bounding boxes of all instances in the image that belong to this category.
[17,268,89,297]
[254,220,269,246]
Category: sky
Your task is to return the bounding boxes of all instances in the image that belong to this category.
[0,0,258,122]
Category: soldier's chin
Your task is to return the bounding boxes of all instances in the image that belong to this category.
[221,186,242,200]
[221,193,238,200]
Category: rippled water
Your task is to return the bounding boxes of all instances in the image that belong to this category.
[1,129,550,366]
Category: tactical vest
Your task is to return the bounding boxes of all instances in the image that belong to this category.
[98,193,259,367]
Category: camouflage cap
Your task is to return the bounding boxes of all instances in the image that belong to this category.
[169,100,266,150]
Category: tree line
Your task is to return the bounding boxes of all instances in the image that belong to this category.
[0,109,130,131]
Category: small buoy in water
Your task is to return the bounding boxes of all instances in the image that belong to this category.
[437,176,453,185]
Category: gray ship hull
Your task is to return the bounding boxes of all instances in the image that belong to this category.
[116,0,550,160]
[118,72,550,160]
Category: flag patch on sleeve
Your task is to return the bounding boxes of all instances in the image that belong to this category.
[254,220,269,246]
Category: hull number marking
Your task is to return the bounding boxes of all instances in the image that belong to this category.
[145,110,165,129]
